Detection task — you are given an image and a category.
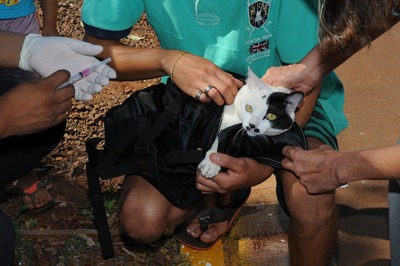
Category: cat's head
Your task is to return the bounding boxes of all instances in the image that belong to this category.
[234,68,304,136]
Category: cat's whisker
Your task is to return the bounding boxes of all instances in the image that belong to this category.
[232,127,246,142]
[261,135,272,152]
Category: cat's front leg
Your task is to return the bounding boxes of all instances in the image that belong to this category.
[198,138,221,178]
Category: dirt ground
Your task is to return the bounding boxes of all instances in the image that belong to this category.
[1,1,176,265]
[1,1,400,265]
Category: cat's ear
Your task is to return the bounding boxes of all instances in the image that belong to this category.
[285,92,304,113]
[246,67,265,90]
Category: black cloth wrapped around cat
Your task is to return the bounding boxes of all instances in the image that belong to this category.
[88,79,308,208]
[217,123,307,170]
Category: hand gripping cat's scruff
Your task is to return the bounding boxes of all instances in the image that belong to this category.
[198,68,304,178]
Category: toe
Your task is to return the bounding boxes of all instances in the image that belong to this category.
[200,221,228,243]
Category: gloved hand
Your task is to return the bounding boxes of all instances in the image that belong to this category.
[19,34,117,101]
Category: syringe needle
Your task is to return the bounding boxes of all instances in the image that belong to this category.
[56,58,112,90]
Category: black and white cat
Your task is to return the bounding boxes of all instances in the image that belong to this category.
[198,68,304,178]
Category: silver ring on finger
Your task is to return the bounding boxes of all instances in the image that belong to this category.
[204,84,214,97]
[195,90,203,101]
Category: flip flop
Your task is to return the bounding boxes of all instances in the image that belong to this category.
[173,188,251,250]
[20,181,55,214]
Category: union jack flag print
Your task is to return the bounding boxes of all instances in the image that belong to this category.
[249,40,270,54]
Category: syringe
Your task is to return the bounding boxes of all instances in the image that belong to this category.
[56,57,112,90]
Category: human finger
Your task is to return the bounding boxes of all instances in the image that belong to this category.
[196,173,230,194]
[206,73,241,105]
[318,144,334,151]
[51,101,72,126]
[44,70,75,100]
[195,182,215,194]
[73,79,104,101]
[281,157,295,172]
[193,89,208,102]
[96,64,117,79]
[45,69,70,89]
[66,37,104,56]
[74,89,93,101]
[281,145,304,159]
[190,80,223,104]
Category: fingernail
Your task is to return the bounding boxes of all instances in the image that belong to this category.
[211,153,220,161]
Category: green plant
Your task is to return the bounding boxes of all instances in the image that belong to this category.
[59,234,87,265]
[12,219,36,265]
[24,218,38,230]
[104,197,118,216]
[103,186,119,216]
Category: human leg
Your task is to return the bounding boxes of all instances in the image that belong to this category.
[0,121,66,188]
[0,54,65,188]
[276,101,340,265]
[119,174,191,244]
[389,179,400,265]
[276,137,337,266]
[173,189,250,249]
[388,138,400,265]
[0,209,16,266]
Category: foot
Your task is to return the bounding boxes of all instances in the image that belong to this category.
[186,192,231,243]
[18,170,54,212]
[173,188,251,250]
[21,182,53,211]
[185,214,229,244]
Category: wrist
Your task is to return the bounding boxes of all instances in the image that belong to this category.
[299,48,329,85]
[160,50,188,80]
[19,34,42,71]
[335,151,365,185]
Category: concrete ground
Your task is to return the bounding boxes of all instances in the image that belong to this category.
[184,23,400,265]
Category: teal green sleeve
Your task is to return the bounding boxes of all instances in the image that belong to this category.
[82,0,144,31]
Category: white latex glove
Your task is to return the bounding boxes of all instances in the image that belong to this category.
[19,34,117,101]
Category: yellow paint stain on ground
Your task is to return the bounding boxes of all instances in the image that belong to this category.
[180,239,225,265]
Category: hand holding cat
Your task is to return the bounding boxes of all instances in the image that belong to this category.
[195,153,274,194]
[282,144,345,194]
[169,51,243,105]
[261,64,318,95]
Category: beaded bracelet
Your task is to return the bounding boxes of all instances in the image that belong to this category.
[170,51,188,83]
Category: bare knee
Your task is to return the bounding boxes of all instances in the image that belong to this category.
[119,203,167,244]
[118,176,171,244]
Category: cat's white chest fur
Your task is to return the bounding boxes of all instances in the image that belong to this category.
[198,67,303,179]
[198,104,239,178]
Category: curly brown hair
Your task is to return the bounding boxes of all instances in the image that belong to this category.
[318,0,399,54]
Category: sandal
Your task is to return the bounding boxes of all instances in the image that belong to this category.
[173,188,251,250]
[20,181,55,214]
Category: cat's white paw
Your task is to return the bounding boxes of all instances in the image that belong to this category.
[198,157,221,179]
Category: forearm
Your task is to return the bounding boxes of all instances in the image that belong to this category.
[253,163,275,186]
[41,0,59,36]
[337,145,400,183]
[299,19,400,86]
[83,34,179,81]
[0,31,25,68]
[298,46,350,87]
[294,83,320,128]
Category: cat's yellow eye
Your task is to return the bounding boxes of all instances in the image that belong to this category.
[245,104,253,113]
[266,113,277,121]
